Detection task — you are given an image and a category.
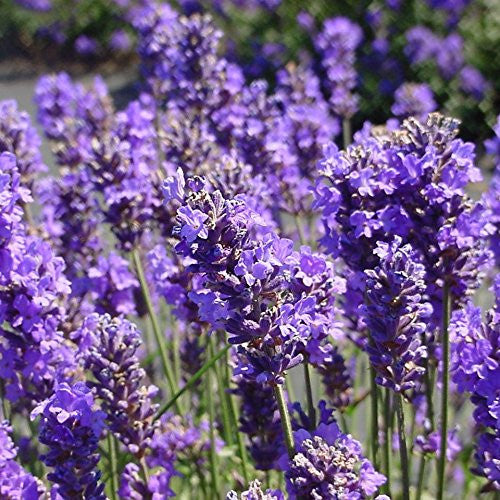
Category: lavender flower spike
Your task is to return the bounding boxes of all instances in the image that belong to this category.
[76,313,159,458]
[280,420,386,498]
[362,237,431,393]
[31,381,106,499]
[227,480,285,499]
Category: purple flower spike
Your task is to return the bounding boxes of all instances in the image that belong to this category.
[362,237,431,393]
[280,420,386,498]
[31,382,106,499]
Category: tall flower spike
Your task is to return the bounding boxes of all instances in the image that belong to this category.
[76,313,159,458]
[231,371,284,470]
[0,152,75,409]
[31,382,106,499]
[362,237,430,392]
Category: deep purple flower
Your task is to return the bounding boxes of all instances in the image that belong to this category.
[31,382,106,499]
[459,66,489,101]
[450,277,500,488]
[75,35,99,56]
[231,370,284,470]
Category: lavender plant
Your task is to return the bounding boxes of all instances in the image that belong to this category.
[0,2,498,499]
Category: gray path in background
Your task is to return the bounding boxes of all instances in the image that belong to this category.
[0,64,138,172]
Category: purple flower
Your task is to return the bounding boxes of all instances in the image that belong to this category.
[315,17,362,118]
[231,370,284,470]
[76,314,159,457]
[227,480,285,499]
[362,238,431,393]
[75,35,99,56]
[280,420,386,498]
[31,382,106,499]
[0,100,47,188]
[459,66,489,101]
[391,83,437,121]
[0,420,46,498]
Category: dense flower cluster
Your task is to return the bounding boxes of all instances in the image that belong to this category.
[0,420,46,498]
[31,382,106,499]
[0,151,74,409]
[362,238,430,392]
[77,314,159,457]
[450,280,500,489]
[281,420,386,498]
[314,113,492,331]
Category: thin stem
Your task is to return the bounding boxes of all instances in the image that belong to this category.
[383,388,392,497]
[140,457,150,484]
[210,337,233,446]
[437,283,451,500]
[155,345,231,421]
[369,366,379,468]
[416,454,426,500]
[206,368,220,496]
[303,362,316,430]
[294,215,307,245]
[228,383,250,484]
[274,383,295,458]
[107,433,118,500]
[396,393,410,500]
[132,248,180,413]
[342,118,352,149]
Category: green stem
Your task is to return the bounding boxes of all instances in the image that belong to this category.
[210,338,233,446]
[206,368,220,497]
[369,366,379,468]
[303,362,316,429]
[383,388,392,497]
[416,454,426,500]
[274,383,295,458]
[107,433,118,500]
[342,118,352,149]
[437,283,451,500]
[155,345,231,421]
[228,383,250,484]
[132,248,180,413]
[396,393,410,500]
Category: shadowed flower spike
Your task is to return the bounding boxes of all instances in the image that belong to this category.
[31,381,106,499]
[362,237,431,392]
